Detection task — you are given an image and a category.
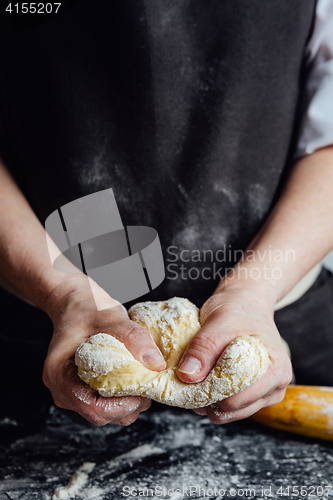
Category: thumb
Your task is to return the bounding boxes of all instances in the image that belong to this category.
[176,316,232,383]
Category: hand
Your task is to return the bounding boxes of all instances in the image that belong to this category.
[176,285,292,424]
[43,273,166,426]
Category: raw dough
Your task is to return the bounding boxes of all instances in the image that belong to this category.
[75,297,269,408]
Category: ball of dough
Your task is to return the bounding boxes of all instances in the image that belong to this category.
[75,297,269,409]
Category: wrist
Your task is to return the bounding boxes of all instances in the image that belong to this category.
[42,272,89,321]
[215,260,280,309]
[43,272,127,323]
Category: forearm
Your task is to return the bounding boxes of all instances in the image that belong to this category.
[218,146,333,304]
[0,158,64,312]
[0,159,167,425]
[176,148,333,420]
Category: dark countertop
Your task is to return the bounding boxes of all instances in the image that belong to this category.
[1,398,333,500]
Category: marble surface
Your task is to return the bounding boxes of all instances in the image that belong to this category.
[1,399,333,500]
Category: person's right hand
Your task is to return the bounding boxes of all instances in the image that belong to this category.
[43,273,166,426]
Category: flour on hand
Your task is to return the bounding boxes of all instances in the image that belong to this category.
[75,297,269,409]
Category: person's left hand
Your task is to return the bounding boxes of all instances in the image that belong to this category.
[176,285,292,424]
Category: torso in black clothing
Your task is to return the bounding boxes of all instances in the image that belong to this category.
[0,0,316,307]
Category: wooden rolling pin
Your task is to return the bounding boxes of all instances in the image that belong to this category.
[251,385,333,441]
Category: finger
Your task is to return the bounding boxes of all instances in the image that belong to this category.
[50,300,166,372]
[261,387,287,407]
[56,359,149,425]
[176,316,234,383]
[112,410,143,426]
[216,361,291,414]
[94,397,151,426]
[206,400,264,424]
[51,316,166,372]
[192,407,206,416]
[89,306,166,371]
[68,387,147,426]
[111,400,152,426]
[104,317,166,371]
[52,394,73,411]
[192,384,287,419]
[206,388,287,425]
[95,395,151,418]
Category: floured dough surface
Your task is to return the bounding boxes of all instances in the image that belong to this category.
[75,297,269,408]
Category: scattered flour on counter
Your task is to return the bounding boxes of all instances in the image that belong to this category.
[79,486,105,499]
[170,426,205,448]
[169,492,184,500]
[0,417,18,426]
[108,444,165,471]
[52,462,103,500]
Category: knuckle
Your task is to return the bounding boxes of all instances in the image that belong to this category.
[270,358,292,389]
[272,389,287,406]
[208,409,232,424]
[43,362,59,392]
[279,377,291,391]
[263,389,286,407]
[187,334,221,358]
[277,367,293,390]
[52,395,70,410]
[115,415,138,426]
[123,322,150,345]
[42,369,51,390]
[94,398,141,422]
[219,397,239,412]
[72,387,95,406]
[273,392,286,405]
[87,412,109,426]
[139,399,152,412]
[42,358,53,388]
[200,295,222,324]
[193,408,207,416]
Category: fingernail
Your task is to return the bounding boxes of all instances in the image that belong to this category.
[142,349,165,368]
[211,403,224,417]
[178,356,201,375]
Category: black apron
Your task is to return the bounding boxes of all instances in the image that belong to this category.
[3,1,331,389]
[0,0,316,307]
